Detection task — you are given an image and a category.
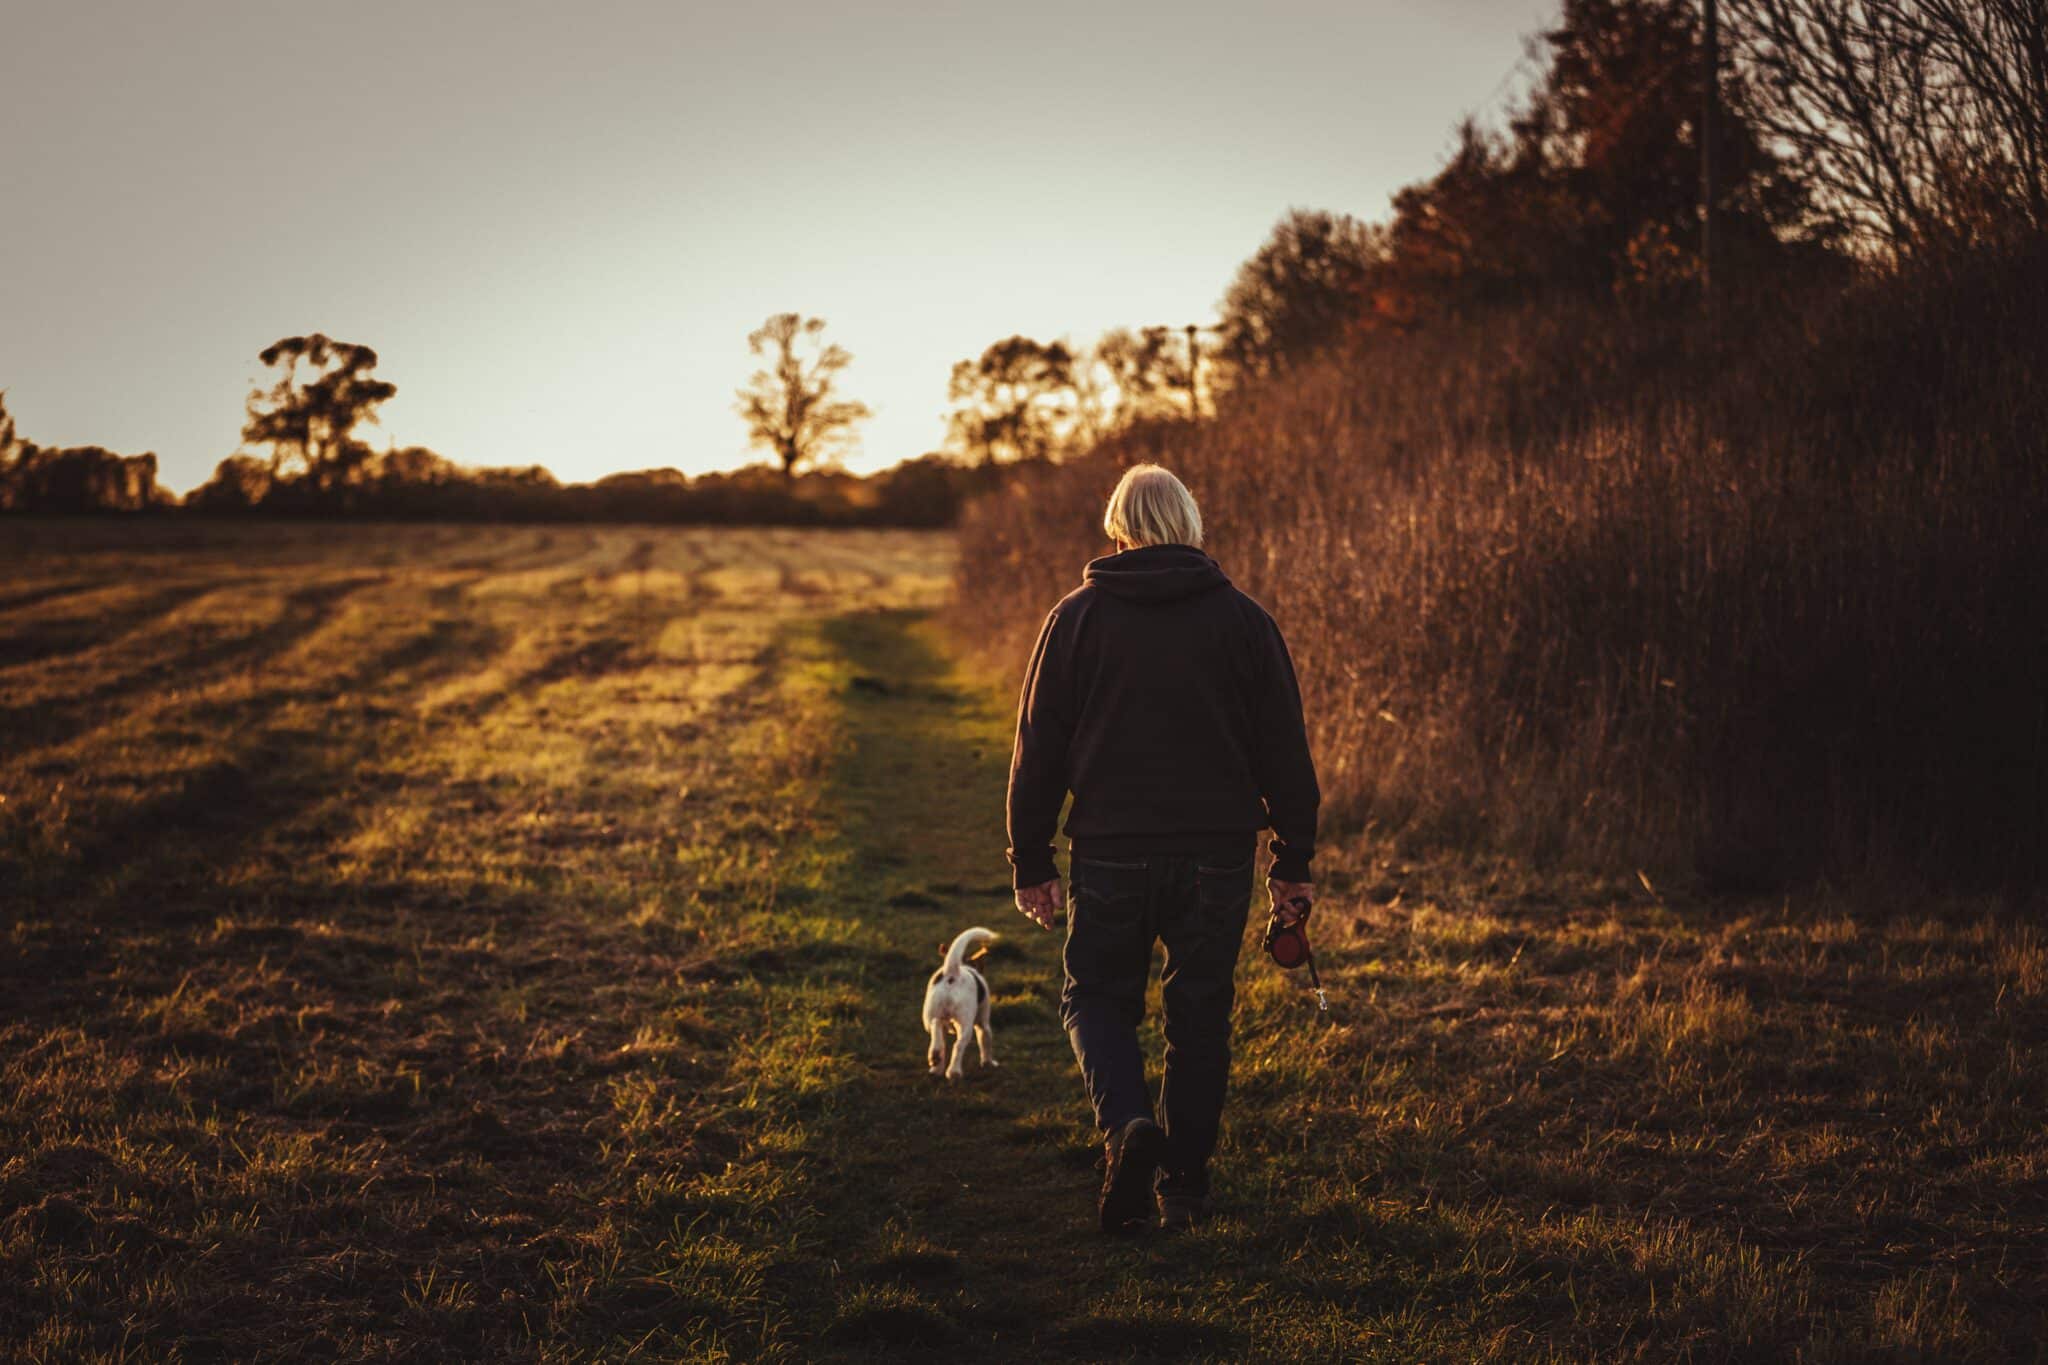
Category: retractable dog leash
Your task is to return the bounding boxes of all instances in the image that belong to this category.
[1262,897,1328,1015]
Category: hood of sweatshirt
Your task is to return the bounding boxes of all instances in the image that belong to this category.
[1082,544,1231,604]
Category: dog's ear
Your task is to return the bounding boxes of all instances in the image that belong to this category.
[938,941,950,961]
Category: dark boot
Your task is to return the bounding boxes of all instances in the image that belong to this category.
[1156,1190,1212,1229]
[1155,1163,1212,1230]
[1098,1117,1166,1234]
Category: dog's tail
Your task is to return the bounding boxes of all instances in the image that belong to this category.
[941,927,997,977]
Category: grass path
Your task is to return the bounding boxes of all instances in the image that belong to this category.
[761,610,1205,1359]
[734,608,1378,1361]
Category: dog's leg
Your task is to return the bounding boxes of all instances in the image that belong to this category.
[927,1019,947,1076]
[945,1021,971,1081]
[975,994,997,1067]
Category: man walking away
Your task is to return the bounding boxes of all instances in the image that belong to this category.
[1007,463,1320,1234]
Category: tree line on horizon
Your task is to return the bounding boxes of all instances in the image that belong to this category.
[0,325,1006,527]
[0,293,1198,523]
[0,277,1230,523]
[0,194,1247,523]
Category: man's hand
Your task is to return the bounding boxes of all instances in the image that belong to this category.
[1014,877,1066,931]
[1268,878,1314,927]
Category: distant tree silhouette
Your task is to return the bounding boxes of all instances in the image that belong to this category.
[735,314,871,478]
[1090,328,1194,431]
[1216,209,1387,382]
[241,334,397,496]
[0,391,34,510]
[946,336,1077,464]
[0,390,169,513]
[0,392,19,471]
[185,455,275,511]
[375,444,460,490]
[13,447,167,512]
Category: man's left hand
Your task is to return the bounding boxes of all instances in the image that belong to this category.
[1015,877,1066,931]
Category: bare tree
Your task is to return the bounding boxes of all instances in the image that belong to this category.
[735,314,871,478]
[1728,0,2047,251]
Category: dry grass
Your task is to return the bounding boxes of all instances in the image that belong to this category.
[1219,845,2047,1358]
[950,245,2048,889]
[0,521,949,1360]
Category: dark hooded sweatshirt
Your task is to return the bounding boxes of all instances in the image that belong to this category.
[1005,543,1321,889]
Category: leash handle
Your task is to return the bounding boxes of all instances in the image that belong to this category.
[1267,898,1330,1015]
[1288,897,1328,1012]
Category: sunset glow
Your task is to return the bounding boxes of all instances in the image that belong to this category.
[2,0,1552,491]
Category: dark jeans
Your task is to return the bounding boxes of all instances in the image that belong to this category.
[1060,850,1255,1197]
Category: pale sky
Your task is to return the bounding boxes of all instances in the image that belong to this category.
[1,0,1555,493]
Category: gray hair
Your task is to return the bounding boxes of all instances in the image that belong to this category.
[1103,464,1203,548]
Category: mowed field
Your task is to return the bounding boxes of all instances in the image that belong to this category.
[3,521,2045,1362]
[0,521,952,1359]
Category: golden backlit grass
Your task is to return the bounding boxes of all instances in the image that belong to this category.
[0,521,949,1359]
[3,522,2042,1360]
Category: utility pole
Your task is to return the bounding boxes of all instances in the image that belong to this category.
[1138,325,1212,421]
[1701,0,1720,315]
[1142,324,1220,420]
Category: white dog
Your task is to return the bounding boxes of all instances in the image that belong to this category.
[923,927,998,1081]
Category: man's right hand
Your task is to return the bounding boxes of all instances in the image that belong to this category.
[1015,877,1066,931]
[1268,878,1314,927]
